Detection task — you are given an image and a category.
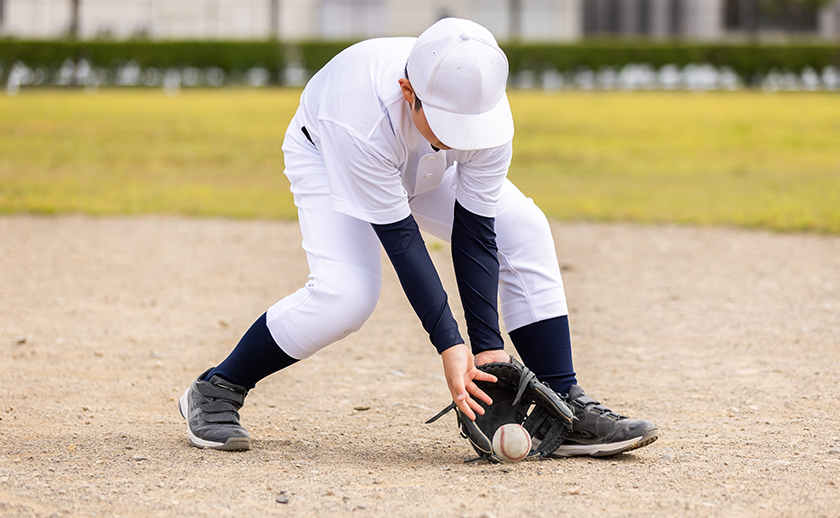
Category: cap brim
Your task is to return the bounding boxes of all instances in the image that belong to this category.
[423,93,514,151]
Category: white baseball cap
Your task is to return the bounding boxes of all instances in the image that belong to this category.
[407,18,514,150]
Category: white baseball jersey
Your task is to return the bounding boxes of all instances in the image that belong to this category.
[268,36,567,360]
[290,37,513,225]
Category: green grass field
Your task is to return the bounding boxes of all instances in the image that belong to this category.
[1,89,838,232]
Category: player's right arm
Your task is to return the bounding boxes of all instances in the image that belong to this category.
[316,119,462,354]
[372,216,495,420]
[372,215,461,352]
[315,120,496,418]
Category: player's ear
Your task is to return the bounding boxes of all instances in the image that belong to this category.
[398,78,415,105]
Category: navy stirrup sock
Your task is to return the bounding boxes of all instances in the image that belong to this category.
[508,315,577,396]
[206,313,298,389]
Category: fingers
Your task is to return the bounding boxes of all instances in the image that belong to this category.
[473,370,497,384]
[466,395,485,417]
[456,376,495,421]
[453,381,490,421]
[447,366,476,420]
[453,390,476,421]
[459,371,495,419]
[456,366,497,419]
[467,379,493,407]
[440,343,502,421]
[457,391,486,420]
[466,367,495,407]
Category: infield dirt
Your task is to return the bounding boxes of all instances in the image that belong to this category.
[1,215,839,517]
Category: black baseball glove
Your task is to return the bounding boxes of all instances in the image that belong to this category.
[426,358,574,462]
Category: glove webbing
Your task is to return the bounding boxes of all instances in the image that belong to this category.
[513,363,536,406]
[522,405,566,458]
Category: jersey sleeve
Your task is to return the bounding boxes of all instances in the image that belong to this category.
[453,141,512,218]
[317,117,411,225]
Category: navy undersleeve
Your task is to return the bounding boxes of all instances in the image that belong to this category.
[372,215,463,353]
[207,313,298,388]
[508,315,577,396]
[451,201,504,354]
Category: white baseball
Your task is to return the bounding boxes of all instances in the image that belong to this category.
[492,423,531,462]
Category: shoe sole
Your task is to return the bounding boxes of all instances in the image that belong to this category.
[178,388,251,451]
[551,428,661,458]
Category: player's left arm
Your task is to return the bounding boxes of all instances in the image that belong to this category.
[451,143,513,364]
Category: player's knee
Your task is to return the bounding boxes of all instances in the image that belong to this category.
[313,266,382,336]
[267,265,381,359]
[519,198,551,233]
[497,197,552,243]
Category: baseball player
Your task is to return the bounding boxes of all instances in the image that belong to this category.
[179,18,659,458]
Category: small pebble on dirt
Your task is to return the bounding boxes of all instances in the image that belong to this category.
[275,494,290,504]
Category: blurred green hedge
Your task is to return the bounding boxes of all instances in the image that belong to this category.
[0,40,288,79]
[1,39,838,83]
[503,42,840,81]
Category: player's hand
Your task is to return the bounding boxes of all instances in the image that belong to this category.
[474,349,511,366]
[440,343,497,421]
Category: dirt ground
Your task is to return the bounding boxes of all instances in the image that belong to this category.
[1,214,839,517]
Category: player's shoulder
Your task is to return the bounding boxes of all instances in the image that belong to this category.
[454,140,513,163]
[331,37,416,66]
[306,37,412,138]
[312,36,413,99]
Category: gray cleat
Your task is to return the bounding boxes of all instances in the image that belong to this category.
[551,384,660,458]
[178,369,251,451]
